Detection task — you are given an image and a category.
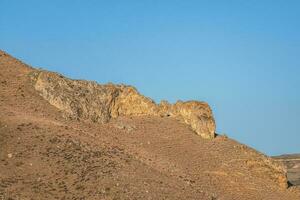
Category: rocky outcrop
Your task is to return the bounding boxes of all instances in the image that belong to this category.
[273,154,300,186]
[158,101,215,139]
[29,70,216,139]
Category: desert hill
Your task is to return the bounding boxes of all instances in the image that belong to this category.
[1,50,300,199]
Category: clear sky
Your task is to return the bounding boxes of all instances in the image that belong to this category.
[1,0,299,155]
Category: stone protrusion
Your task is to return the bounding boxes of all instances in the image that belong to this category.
[30,70,216,139]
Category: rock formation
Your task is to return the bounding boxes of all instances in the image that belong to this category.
[29,70,216,139]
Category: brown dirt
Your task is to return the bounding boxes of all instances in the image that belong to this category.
[1,50,300,200]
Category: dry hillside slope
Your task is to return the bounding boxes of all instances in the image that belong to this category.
[1,50,300,200]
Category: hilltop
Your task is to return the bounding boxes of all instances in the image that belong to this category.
[0,50,299,199]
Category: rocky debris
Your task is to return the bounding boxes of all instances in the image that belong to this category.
[113,121,137,133]
[29,70,216,139]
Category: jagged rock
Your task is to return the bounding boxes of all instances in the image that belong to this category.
[110,85,159,118]
[158,101,216,139]
[29,70,216,139]
[31,71,119,123]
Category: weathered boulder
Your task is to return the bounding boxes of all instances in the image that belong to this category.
[158,100,215,139]
[172,101,215,139]
[30,70,216,139]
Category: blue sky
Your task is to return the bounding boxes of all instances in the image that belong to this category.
[1,0,299,155]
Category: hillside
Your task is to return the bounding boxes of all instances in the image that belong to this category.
[1,50,300,199]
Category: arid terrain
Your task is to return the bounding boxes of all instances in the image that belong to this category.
[1,50,300,200]
[273,154,300,186]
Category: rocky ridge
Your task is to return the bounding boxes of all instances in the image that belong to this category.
[30,70,216,139]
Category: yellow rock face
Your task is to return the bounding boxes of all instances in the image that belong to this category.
[30,70,216,139]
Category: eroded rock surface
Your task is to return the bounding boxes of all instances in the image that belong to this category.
[30,70,216,139]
